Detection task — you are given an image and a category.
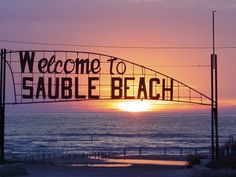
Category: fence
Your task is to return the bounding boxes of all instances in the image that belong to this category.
[5,145,210,164]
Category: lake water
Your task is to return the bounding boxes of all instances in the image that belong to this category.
[5,112,236,158]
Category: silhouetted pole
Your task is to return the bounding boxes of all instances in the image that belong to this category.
[213,10,219,160]
[0,49,6,163]
[211,11,219,161]
[211,54,215,162]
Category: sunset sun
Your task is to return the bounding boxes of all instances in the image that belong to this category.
[117,100,151,112]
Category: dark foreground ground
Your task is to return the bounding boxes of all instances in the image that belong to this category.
[22,163,192,177]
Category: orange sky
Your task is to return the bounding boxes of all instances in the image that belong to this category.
[1,0,236,113]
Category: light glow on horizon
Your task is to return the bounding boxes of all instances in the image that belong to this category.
[117,100,151,112]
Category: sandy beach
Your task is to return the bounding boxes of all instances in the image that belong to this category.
[22,163,192,177]
[3,155,236,177]
[0,155,193,177]
[12,155,192,177]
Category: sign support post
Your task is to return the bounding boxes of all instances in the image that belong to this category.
[211,11,219,161]
[0,49,6,163]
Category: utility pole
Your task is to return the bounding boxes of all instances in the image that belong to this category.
[211,11,219,161]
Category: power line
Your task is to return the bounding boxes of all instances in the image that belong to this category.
[1,39,236,50]
[145,65,210,67]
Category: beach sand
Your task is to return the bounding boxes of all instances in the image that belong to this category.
[19,155,193,177]
[22,163,193,177]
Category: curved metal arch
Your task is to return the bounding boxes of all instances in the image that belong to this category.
[5,50,212,106]
[5,98,211,106]
[5,60,17,104]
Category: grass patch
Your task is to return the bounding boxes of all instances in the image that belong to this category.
[207,137,236,169]
[207,158,236,169]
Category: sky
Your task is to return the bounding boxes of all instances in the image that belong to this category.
[0,0,236,113]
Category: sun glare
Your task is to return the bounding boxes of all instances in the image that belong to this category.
[117,100,151,112]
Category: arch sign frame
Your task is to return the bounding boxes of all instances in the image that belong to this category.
[0,48,219,162]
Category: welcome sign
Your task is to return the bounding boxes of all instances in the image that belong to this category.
[0,49,218,163]
[2,50,210,105]
[19,51,174,101]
